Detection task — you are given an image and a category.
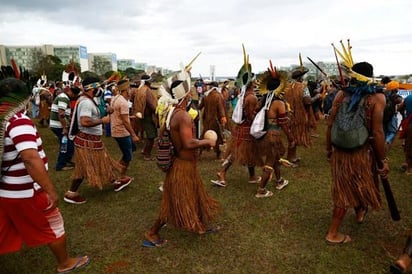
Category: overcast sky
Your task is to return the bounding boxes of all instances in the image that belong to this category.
[1,0,411,77]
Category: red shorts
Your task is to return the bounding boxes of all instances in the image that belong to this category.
[0,190,65,255]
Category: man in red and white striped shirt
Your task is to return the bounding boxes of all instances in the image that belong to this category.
[0,77,89,273]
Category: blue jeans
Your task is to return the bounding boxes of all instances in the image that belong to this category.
[114,136,133,163]
[31,103,39,118]
[51,127,74,170]
[384,115,398,144]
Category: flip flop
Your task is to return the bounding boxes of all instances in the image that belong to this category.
[389,262,405,274]
[199,226,221,235]
[248,176,262,184]
[142,238,168,248]
[57,256,90,274]
[325,234,351,245]
[255,189,273,198]
[211,179,226,187]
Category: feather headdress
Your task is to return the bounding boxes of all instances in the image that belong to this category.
[332,39,372,83]
[62,60,80,85]
[157,52,201,128]
[258,60,288,99]
[235,44,253,89]
[291,52,309,79]
[0,60,33,167]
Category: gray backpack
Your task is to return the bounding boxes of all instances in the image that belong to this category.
[331,94,370,150]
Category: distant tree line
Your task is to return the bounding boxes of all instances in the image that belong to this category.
[27,50,164,84]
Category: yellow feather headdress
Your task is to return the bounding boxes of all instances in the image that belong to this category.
[258,60,288,98]
[332,39,372,83]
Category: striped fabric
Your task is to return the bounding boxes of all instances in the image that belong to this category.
[0,112,46,198]
[49,92,71,128]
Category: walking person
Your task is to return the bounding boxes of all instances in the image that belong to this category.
[198,81,227,160]
[254,67,293,197]
[0,72,90,273]
[325,60,389,244]
[49,86,80,171]
[133,74,158,161]
[110,79,139,186]
[64,77,130,205]
[212,47,262,187]
[284,62,312,165]
[144,72,220,247]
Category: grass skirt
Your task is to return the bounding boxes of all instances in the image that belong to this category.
[331,144,381,210]
[159,158,220,233]
[256,130,285,166]
[72,134,122,189]
[285,82,312,147]
[227,124,261,166]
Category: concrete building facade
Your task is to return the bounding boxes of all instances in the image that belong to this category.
[0,44,89,72]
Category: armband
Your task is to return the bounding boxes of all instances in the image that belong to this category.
[276,113,289,126]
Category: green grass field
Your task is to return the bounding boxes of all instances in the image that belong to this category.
[1,119,411,274]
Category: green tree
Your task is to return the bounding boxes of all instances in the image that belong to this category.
[29,50,66,82]
[80,71,100,80]
[92,56,112,76]
[122,67,143,80]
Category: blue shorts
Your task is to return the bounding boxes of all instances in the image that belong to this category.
[114,136,133,162]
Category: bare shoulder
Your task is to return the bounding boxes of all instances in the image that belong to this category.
[370,92,385,105]
[171,109,191,126]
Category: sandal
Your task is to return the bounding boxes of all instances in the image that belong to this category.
[255,188,273,198]
[144,156,155,161]
[143,232,168,248]
[211,179,227,187]
[199,226,221,235]
[57,256,90,273]
[275,178,289,190]
[325,234,351,245]
[248,176,262,184]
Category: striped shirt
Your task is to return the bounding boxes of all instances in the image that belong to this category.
[49,92,71,129]
[0,112,47,198]
[104,89,112,103]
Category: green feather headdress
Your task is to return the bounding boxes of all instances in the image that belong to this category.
[0,60,33,167]
[235,44,253,89]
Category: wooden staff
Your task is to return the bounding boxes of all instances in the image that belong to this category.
[331,43,345,86]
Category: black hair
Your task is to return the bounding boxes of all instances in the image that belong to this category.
[0,78,30,98]
[266,78,280,91]
[82,76,100,87]
[70,86,81,95]
[352,62,373,78]
[381,76,391,84]
[117,79,128,86]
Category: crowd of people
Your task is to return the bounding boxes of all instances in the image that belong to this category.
[1,42,412,272]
